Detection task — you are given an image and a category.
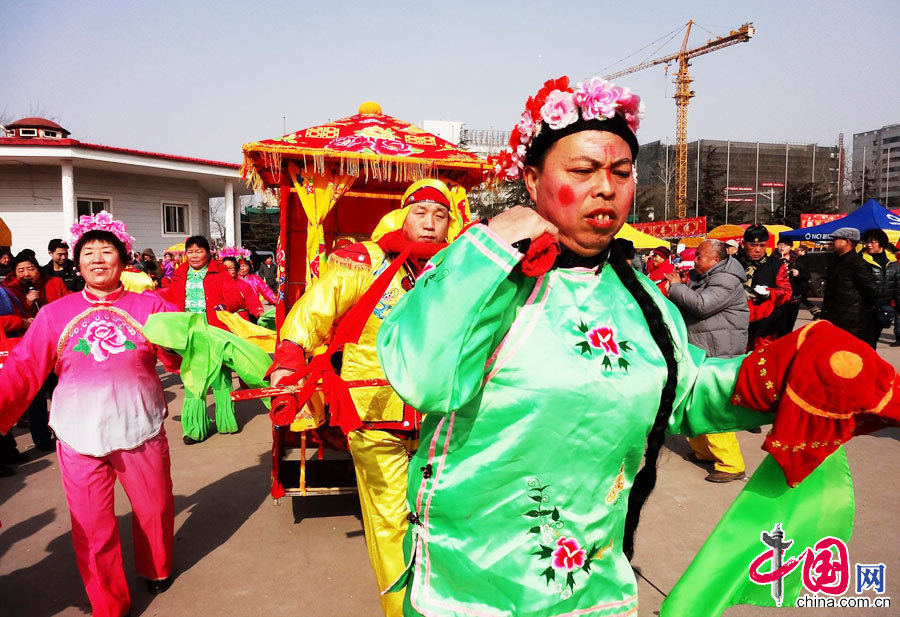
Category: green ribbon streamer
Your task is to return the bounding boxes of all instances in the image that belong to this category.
[257,308,276,331]
[661,447,854,617]
[144,312,272,406]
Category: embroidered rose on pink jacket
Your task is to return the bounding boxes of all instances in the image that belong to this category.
[552,537,586,571]
[73,319,136,361]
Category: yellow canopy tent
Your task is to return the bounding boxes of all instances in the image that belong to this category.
[615,223,668,249]
[766,225,793,244]
[679,236,706,248]
[707,224,746,241]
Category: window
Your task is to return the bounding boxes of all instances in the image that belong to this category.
[18,128,37,137]
[77,198,109,217]
[163,203,188,234]
[42,130,58,138]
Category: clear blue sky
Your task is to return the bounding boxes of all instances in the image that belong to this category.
[2,0,897,163]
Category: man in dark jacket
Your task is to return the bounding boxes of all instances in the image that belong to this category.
[736,225,792,350]
[861,228,899,347]
[821,227,879,345]
[258,254,277,293]
[43,239,84,292]
[776,239,811,335]
[666,239,749,482]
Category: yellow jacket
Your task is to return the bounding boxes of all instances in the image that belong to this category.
[280,240,411,426]
[279,181,464,428]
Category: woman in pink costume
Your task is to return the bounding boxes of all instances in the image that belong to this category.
[0,212,180,617]
[238,258,277,305]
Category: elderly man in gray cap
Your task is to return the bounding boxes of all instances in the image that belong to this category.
[821,227,879,345]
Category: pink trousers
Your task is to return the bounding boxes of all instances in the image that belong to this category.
[57,429,174,617]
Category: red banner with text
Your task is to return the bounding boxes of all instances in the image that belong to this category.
[632,216,707,239]
[799,213,843,228]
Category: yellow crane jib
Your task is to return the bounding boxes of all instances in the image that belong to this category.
[604,21,755,219]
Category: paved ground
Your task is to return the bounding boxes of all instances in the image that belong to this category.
[1,308,897,617]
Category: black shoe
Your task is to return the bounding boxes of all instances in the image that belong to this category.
[145,576,173,595]
[182,435,200,445]
[34,439,56,452]
[747,426,762,434]
[891,341,900,347]
[0,450,29,465]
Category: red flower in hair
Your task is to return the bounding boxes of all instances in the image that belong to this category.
[509,126,521,147]
[525,95,542,121]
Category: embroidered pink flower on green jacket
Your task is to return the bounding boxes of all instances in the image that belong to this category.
[525,478,606,597]
[574,321,632,371]
[588,326,619,355]
[552,537,586,571]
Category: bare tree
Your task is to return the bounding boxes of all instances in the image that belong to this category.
[208,197,227,244]
[469,180,533,219]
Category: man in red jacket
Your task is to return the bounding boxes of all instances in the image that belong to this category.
[735,225,792,350]
[160,235,244,444]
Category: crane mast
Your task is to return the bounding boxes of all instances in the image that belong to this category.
[605,21,755,219]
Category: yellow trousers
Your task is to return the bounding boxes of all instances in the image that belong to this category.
[348,428,417,617]
[688,432,745,473]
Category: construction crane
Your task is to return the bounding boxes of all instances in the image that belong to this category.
[605,21,755,219]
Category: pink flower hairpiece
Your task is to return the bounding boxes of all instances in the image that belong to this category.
[68,210,135,256]
[218,246,251,260]
[490,75,645,181]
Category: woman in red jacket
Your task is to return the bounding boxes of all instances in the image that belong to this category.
[3,252,68,317]
[158,236,244,444]
[2,252,68,452]
[645,246,675,292]
[160,237,243,330]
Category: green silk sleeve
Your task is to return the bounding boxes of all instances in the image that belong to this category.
[668,345,773,436]
[648,284,774,436]
[377,224,529,415]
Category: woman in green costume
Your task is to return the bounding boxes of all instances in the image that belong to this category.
[376,75,775,617]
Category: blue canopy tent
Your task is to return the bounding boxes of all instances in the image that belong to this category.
[780,199,900,242]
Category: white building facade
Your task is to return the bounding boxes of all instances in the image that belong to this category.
[0,117,252,256]
[853,123,900,207]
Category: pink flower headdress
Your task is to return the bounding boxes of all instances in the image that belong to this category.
[218,245,251,260]
[489,75,644,181]
[68,210,135,256]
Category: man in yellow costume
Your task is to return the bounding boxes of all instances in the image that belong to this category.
[268,179,460,617]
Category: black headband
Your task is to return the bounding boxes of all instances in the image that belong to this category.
[524,113,639,168]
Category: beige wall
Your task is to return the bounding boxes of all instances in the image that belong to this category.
[0,164,212,257]
[0,165,65,254]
